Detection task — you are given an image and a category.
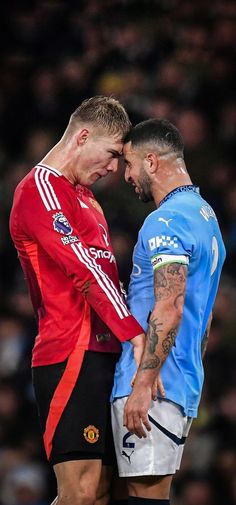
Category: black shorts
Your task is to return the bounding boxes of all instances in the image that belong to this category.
[32,351,119,466]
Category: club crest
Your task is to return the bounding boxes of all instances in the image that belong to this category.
[89,198,104,215]
[83,425,99,444]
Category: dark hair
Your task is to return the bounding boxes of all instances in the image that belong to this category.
[125,118,184,157]
[67,95,131,139]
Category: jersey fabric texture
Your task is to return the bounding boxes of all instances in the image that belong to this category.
[112,186,226,417]
[10,164,143,367]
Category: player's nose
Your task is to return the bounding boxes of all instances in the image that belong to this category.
[124,165,131,183]
[107,158,118,172]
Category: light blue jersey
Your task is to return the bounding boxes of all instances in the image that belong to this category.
[112,186,226,417]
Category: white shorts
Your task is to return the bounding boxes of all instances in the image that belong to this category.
[111,397,192,476]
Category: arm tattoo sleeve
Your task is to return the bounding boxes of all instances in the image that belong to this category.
[162,328,178,354]
[147,317,162,353]
[139,262,187,372]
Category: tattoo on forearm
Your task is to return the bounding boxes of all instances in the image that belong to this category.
[140,355,161,371]
[162,328,177,354]
[147,317,162,353]
[138,263,187,376]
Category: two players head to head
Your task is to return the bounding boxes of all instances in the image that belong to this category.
[46,95,191,198]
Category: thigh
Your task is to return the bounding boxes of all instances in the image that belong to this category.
[112,397,192,477]
[54,458,102,502]
[33,351,119,465]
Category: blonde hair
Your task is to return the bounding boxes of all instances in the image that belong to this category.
[66,95,131,140]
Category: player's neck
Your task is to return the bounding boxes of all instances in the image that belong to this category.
[153,160,193,207]
[40,142,77,185]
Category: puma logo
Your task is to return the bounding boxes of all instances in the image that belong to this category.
[122,450,134,464]
[158,217,173,227]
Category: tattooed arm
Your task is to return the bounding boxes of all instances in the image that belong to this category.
[123,262,188,438]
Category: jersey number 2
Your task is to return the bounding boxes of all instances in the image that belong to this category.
[211,236,219,275]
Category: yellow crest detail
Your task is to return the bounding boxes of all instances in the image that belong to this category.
[89,198,104,215]
[83,425,99,444]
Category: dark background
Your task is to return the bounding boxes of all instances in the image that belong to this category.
[0,1,236,504]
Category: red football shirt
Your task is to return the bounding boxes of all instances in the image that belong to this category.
[10,163,143,366]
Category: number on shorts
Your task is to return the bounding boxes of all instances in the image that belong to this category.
[123,431,135,449]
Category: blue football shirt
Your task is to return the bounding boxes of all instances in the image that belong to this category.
[111,186,226,417]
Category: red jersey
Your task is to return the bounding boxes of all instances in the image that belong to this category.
[10,163,143,366]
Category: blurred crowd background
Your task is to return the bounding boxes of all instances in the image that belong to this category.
[0,1,236,504]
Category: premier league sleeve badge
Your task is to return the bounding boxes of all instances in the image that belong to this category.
[53,212,73,235]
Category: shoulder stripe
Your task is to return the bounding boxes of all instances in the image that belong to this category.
[71,242,129,319]
[35,167,61,211]
[45,170,61,209]
[37,163,62,177]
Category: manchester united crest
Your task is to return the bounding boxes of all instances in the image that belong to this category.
[89,198,104,215]
[83,425,99,444]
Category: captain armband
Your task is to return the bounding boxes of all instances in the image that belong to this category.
[151,254,189,271]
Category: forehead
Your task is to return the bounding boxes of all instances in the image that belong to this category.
[98,133,123,153]
[123,141,139,160]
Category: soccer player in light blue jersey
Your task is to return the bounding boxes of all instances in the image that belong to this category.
[111,119,226,505]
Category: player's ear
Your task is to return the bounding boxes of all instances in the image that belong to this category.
[145,153,159,175]
[76,128,89,146]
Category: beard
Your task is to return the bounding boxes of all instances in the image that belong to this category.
[138,169,153,202]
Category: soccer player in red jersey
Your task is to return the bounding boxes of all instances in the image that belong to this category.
[10,96,145,505]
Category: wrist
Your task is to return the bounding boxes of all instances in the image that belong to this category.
[130,333,145,348]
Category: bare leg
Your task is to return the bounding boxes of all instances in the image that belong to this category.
[53,459,102,505]
[128,475,173,500]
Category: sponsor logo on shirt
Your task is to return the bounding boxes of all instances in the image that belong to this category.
[89,247,116,263]
[53,212,73,235]
[61,235,80,245]
[148,235,179,250]
[158,217,173,227]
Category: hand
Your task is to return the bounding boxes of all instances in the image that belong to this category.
[123,385,152,438]
[151,373,165,400]
[131,372,165,401]
[130,372,165,401]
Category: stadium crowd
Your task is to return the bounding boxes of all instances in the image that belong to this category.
[0,1,236,504]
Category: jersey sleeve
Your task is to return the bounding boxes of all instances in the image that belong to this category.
[21,172,143,341]
[142,210,194,270]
